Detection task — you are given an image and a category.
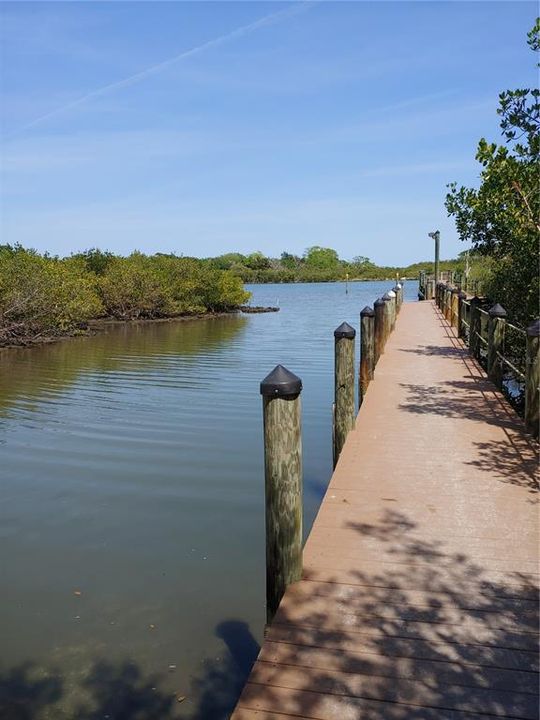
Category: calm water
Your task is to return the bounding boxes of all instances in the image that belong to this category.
[0,281,415,719]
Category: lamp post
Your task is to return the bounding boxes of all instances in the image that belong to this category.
[428,230,440,284]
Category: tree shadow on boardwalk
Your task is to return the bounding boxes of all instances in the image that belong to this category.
[398,379,520,429]
[0,621,259,720]
[398,344,465,359]
[466,438,539,498]
[397,378,539,496]
[237,508,539,719]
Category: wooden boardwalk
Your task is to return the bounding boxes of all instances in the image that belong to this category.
[232,300,539,720]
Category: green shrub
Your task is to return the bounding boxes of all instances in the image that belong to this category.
[0,246,251,345]
[0,245,103,344]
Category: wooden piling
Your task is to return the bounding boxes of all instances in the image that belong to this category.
[388,289,397,329]
[374,297,385,362]
[525,320,540,439]
[392,286,400,315]
[396,283,403,310]
[469,296,482,360]
[487,304,506,389]
[333,322,356,467]
[359,306,375,408]
[260,365,303,623]
[382,292,393,343]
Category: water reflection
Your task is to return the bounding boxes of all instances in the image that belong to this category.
[0,316,248,419]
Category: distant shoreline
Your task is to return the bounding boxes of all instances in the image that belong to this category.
[245,276,413,285]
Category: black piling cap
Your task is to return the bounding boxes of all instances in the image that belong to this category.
[489,303,507,318]
[260,364,302,397]
[382,292,393,302]
[470,295,482,306]
[360,306,375,318]
[527,319,540,337]
[374,297,385,308]
[458,291,467,300]
[334,321,356,339]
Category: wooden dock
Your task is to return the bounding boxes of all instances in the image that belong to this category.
[232,300,539,720]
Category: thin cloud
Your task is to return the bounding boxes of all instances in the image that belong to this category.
[9,2,313,137]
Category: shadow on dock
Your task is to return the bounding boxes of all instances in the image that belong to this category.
[241,507,539,718]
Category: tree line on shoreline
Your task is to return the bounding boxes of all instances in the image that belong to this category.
[0,245,250,347]
[0,243,465,347]
[206,246,464,284]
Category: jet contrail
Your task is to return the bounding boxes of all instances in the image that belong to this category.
[10,2,313,136]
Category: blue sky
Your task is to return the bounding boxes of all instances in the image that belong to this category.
[0,1,537,265]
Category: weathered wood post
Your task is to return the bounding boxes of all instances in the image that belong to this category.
[442,284,448,315]
[382,292,393,344]
[388,289,397,329]
[333,322,356,468]
[359,306,375,408]
[392,285,401,314]
[444,286,452,323]
[457,291,467,339]
[469,296,482,360]
[260,364,303,623]
[374,297,385,362]
[525,320,540,439]
[396,282,403,310]
[487,304,506,389]
[451,289,460,329]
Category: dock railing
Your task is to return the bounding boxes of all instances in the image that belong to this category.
[436,281,539,439]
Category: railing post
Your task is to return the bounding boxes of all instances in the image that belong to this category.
[457,291,467,339]
[469,296,482,360]
[359,306,375,408]
[487,304,507,389]
[334,322,356,468]
[445,287,452,323]
[451,288,460,329]
[525,320,540,439]
[260,365,303,623]
[374,298,385,362]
